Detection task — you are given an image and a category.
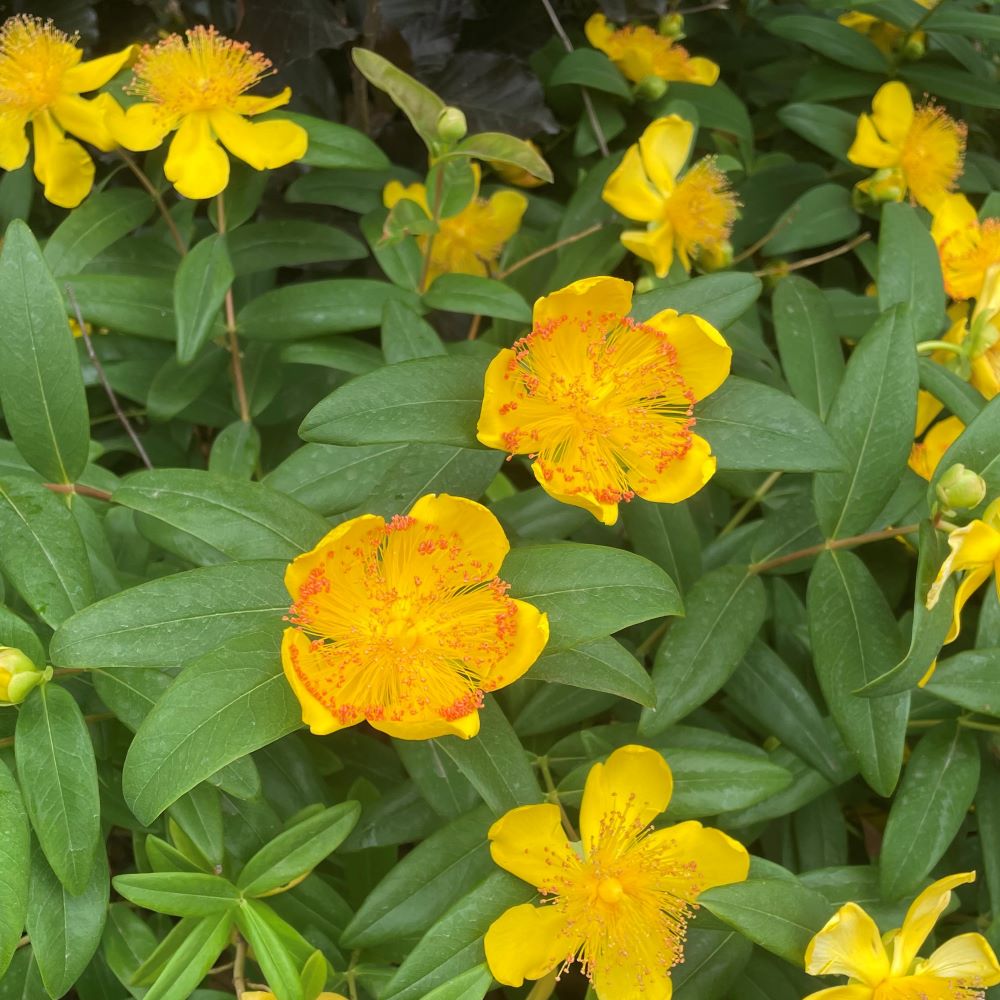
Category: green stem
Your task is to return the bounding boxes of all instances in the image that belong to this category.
[917,340,965,356]
[537,756,578,840]
[720,471,783,537]
[750,522,920,574]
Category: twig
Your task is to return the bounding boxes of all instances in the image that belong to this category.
[117,150,187,255]
[750,522,920,574]
[419,166,446,292]
[43,482,113,501]
[719,471,783,537]
[540,0,609,157]
[754,232,871,278]
[732,213,797,264]
[233,934,248,998]
[214,196,251,424]
[466,314,483,340]
[635,620,669,658]
[66,285,153,470]
[537,755,579,841]
[498,223,603,279]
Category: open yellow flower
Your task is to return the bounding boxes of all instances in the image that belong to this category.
[106,25,307,200]
[908,415,964,481]
[485,745,749,998]
[281,493,548,740]
[584,13,718,86]
[477,276,730,525]
[926,498,1000,644]
[602,115,738,278]
[805,872,1000,999]
[848,81,965,212]
[383,166,526,289]
[932,194,1000,301]
[0,15,133,208]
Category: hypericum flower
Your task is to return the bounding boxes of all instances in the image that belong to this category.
[838,1,935,57]
[484,745,749,997]
[602,115,738,278]
[848,81,966,212]
[927,498,1000,644]
[0,15,134,208]
[106,25,307,200]
[383,165,527,290]
[281,493,548,740]
[244,994,346,1000]
[584,13,718,86]
[932,194,1000,301]
[0,646,49,707]
[908,415,964,480]
[804,872,1000,999]
[477,276,730,525]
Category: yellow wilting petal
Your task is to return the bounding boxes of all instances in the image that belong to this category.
[0,113,30,170]
[918,933,1000,986]
[383,179,429,213]
[61,44,135,92]
[164,112,230,199]
[621,222,676,279]
[51,92,118,152]
[208,107,307,169]
[908,415,964,481]
[805,902,891,985]
[638,115,694,195]
[927,520,1000,642]
[848,113,900,170]
[484,903,576,987]
[31,109,94,208]
[488,803,578,889]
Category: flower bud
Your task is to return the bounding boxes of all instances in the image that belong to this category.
[901,31,926,61]
[0,646,36,676]
[636,74,668,101]
[658,13,685,38]
[634,275,656,295]
[855,167,906,210]
[436,106,468,144]
[695,240,733,273]
[0,648,49,706]
[936,464,987,512]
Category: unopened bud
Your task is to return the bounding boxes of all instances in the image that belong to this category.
[696,240,733,273]
[936,464,987,512]
[901,31,926,61]
[634,275,656,295]
[636,74,668,101]
[854,167,906,210]
[658,13,685,38]
[762,259,791,291]
[436,106,467,144]
[0,648,49,706]
[0,646,35,676]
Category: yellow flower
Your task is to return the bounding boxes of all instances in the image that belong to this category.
[106,25,307,200]
[602,115,738,278]
[932,194,1000,301]
[0,15,134,208]
[584,13,719,86]
[281,493,549,741]
[848,81,966,212]
[930,270,1000,401]
[838,1,935,57]
[908,415,964,481]
[382,165,526,289]
[477,276,730,526]
[484,745,749,998]
[927,499,1000,644]
[804,872,1000,999]
[243,994,346,1000]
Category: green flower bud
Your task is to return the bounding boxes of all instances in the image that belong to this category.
[0,646,36,676]
[901,31,926,61]
[936,463,987,512]
[636,74,668,101]
[436,106,468,144]
[658,13,685,38]
[634,275,656,295]
[0,648,48,706]
[695,240,733,274]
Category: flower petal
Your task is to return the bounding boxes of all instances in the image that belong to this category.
[62,44,136,93]
[915,389,945,436]
[918,932,1000,986]
[369,711,480,740]
[281,628,360,735]
[848,113,901,169]
[871,81,915,150]
[105,100,174,151]
[931,193,978,248]
[488,803,577,890]
[0,114,30,171]
[406,493,511,578]
[284,514,384,599]
[31,111,94,209]
[384,179,429,212]
[621,222,677,278]
[890,872,976,977]
[480,189,528,243]
[232,87,293,116]
[52,93,118,152]
[592,956,673,1000]
[484,903,576,987]
[477,348,521,452]
[802,989,874,1000]
[928,521,1000,643]
[530,461,620,525]
[632,432,716,504]
[643,309,732,400]
[164,113,230,199]
[603,144,665,222]
[684,56,720,86]
[805,902,890,986]
[584,13,614,53]
[532,275,634,331]
[638,115,695,195]
[209,109,307,170]
[579,745,672,852]
[908,415,964,482]
[484,599,549,691]
[643,820,749,899]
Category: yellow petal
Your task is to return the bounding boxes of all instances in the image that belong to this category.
[105,100,173,151]
[584,13,614,53]
[915,390,944,436]
[848,113,900,169]
[488,803,577,889]
[62,44,136,93]
[281,628,357,736]
[579,745,672,852]
[803,989,874,1000]
[384,179,429,213]
[530,461,620,525]
[971,352,1000,400]
[621,222,676,278]
[481,189,528,243]
[0,114,29,171]
[164,112,230,199]
[918,933,1000,986]
[532,276,634,331]
[890,872,976,977]
[209,108,308,170]
[603,144,665,222]
[233,87,293,116]
[477,348,521,452]
[633,432,716,504]
[638,115,694,196]
[929,519,1000,642]
[805,902,890,986]
[909,415,964,482]
[642,310,732,400]
[871,81,915,150]
[284,514,384,599]
[52,93,118,152]
[31,111,94,209]
[593,957,673,1000]
[484,903,575,987]
[945,563,994,644]
[406,493,511,578]
[369,711,480,740]
[684,56,720,86]
[484,599,549,691]
[645,820,750,898]
[931,193,978,248]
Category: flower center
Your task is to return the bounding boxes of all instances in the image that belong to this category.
[0,15,80,115]
[900,104,966,209]
[597,877,624,904]
[665,158,739,253]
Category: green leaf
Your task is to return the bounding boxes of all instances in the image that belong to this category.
[778,102,858,160]
[929,393,1000,511]
[300,355,487,449]
[420,965,492,1000]
[169,785,224,868]
[0,220,90,482]
[880,722,980,900]
[238,279,421,340]
[228,221,367,276]
[0,604,45,669]
[15,684,100,894]
[394,740,478,819]
[640,566,766,736]
[697,376,845,472]
[382,300,447,363]
[147,347,228,423]
[807,550,910,796]
[918,358,985,426]
[237,802,361,896]
[0,759,28,979]
[140,912,234,1000]
[453,134,553,183]
[433,699,541,814]
[50,560,287,668]
[763,184,859,255]
[173,234,234,364]
[878,203,946,341]
[772,275,845,420]
[900,63,1000,110]
[274,112,390,169]
[531,637,655,706]
[977,753,1000,934]
[0,476,94,627]
[65,274,177,339]
[673,926,752,1000]
[548,48,631,98]
[768,15,887,72]
[923,8,1000,40]
[813,305,918,538]
[631,273,762,331]
[102,903,158,997]
[423,274,531,322]
[361,209,423,290]
[235,900,304,1000]
[208,420,261,479]
[502,541,682,650]
[112,469,327,562]
[44,189,155,278]
[700,877,832,964]
[122,631,302,824]
[924,650,1000,715]
[112,873,241,917]
[663,748,792,819]
[622,497,702,594]
[26,843,108,998]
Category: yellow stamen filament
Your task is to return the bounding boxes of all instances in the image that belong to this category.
[666,158,740,257]
[0,16,79,114]
[900,104,966,209]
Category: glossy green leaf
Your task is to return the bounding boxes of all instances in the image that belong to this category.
[173,234,233,363]
[924,650,1000,715]
[531,637,654,706]
[764,184,860,255]
[235,900,305,1000]
[65,274,177,339]
[631,272,762,330]
[208,420,261,479]
[0,759,28,979]
[929,393,1000,510]
[276,112,391,169]
[382,300,447,363]
[112,873,240,917]
[423,274,531,321]
[778,102,857,160]
[228,221,367,275]
[140,911,234,1000]
[673,926,753,1000]
[548,48,631,97]
[453,134,553,183]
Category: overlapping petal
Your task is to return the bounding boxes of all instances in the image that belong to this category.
[806,902,890,985]
[532,275,634,331]
[164,112,230,200]
[484,904,575,986]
